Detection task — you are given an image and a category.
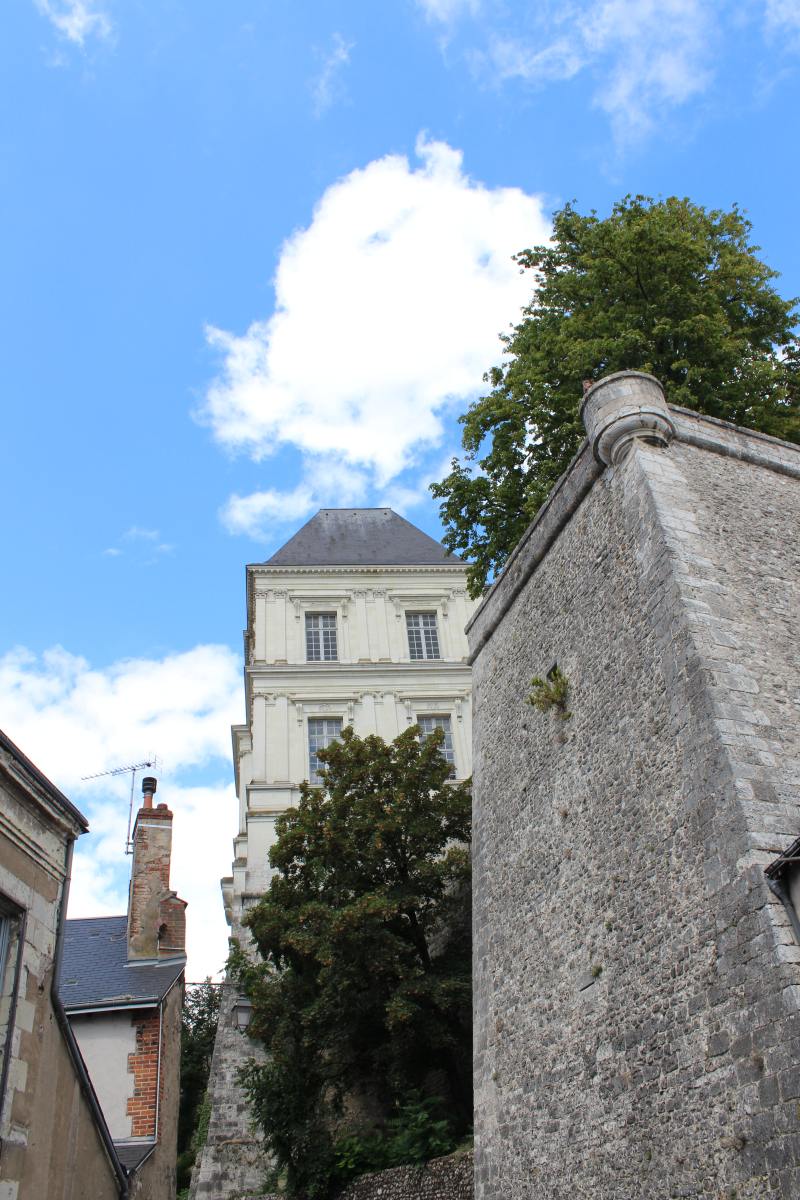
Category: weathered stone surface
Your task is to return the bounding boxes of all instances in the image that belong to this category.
[188,968,270,1200]
[336,1150,473,1200]
[581,370,675,465]
[468,376,800,1199]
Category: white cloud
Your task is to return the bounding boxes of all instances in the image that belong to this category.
[221,484,317,537]
[0,643,243,978]
[203,134,549,525]
[221,458,371,539]
[311,32,354,116]
[34,0,112,47]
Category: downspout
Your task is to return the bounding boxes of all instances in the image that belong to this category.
[154,996,163,1142]
[52,837,129,1200]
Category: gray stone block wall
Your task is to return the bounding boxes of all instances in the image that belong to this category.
[188,968,270,1200]
[468,380,800,1199]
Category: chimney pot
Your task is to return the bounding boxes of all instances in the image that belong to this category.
[142,776,157,809]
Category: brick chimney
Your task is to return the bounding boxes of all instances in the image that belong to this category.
[127,776,187,960]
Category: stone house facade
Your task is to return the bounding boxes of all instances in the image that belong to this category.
[0,727,126,1200]
[468,372,800,1198]
[191,508,476,1199]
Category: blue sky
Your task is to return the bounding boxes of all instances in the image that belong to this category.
[2,0,799,977]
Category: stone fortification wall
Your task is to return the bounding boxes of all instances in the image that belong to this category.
[468,374,800,1199]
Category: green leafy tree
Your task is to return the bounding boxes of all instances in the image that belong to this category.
[233,725,472,1200]
[176,978,221,1193]
[432,195,800,595]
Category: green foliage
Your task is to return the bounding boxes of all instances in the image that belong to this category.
[233,725,472,1200]
[432,195,800,595]
[333,1093,457,1182]
[527,666,570,719]
[177,979,221,1192]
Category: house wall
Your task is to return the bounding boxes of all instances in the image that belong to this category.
[0,750,120,1200]
[70,1012,136,1139]
[468,388,800,1199]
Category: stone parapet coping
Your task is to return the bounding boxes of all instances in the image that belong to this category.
[466,402,800,664]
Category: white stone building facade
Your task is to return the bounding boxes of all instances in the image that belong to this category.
[191,509,476,1199]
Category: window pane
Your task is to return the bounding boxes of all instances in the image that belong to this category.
[307,717,343,784]
[306,612,338,662]
[406,612,440,660]
[418,715,455,775]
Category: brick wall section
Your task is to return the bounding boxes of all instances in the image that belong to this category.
[468,392,800,1199]
[158,894,186,955]
[127,1009,160,1138]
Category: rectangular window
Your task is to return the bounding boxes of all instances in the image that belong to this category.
[306,612,338,662]
[406,612,440,660]
[418,714,455,776]
[307,717,343,785]
[0,901,23,1092]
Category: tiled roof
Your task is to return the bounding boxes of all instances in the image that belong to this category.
[115,1141,156,1172]
[264,508,461,567]
[58,915,184,1010]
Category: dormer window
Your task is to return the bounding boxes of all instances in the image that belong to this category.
[306,612,338,662]
[406,612,440,660]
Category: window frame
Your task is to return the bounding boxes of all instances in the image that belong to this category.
[305,611,338,663]
[0,897,25,1128]
[406,611,441,661]
[307,716,344,786]
[417,713,456,777]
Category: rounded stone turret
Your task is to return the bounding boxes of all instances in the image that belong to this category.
[581,370,674,466]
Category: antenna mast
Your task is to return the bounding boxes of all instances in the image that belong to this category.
[81,757,158,854]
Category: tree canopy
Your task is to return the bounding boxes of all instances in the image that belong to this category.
[233,724,472,1200]
[432,195,800,595]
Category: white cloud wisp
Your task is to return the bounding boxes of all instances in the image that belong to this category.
[312,32,354,116]
[423,0,722,143]
[34,0,112,47]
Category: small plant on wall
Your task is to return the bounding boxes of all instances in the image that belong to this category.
[527,664,571,720]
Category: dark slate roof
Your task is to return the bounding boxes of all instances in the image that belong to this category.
[115,1142,156,1172]
[58,915,184,1011]
[264,508,461,567]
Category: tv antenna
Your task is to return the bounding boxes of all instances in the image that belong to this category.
[81,757,159,855]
